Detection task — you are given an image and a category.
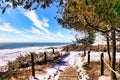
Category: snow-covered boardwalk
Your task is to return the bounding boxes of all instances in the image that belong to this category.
[59,66,78,80]
[32,52,89,80]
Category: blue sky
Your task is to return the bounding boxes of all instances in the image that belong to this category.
[0,5,76,42]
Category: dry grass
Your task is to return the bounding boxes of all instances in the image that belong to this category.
[0,51,63,79]
[0,64,52,80]
[62,44,85,51]
[83,62,100,80]
[115,62,120,80]
[62,43,120,53]
[62,44,108,52]
[83,61,120,80]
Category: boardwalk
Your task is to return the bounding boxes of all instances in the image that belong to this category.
[58,66,79,80]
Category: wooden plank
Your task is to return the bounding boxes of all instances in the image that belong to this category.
[58,67,79,80]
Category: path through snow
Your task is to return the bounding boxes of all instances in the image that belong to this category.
[30,52,89,80]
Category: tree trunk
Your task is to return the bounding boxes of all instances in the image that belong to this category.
[101,53,104,76]
[111,28,117,80]
[87,49,91,65]
[106,32,111,62]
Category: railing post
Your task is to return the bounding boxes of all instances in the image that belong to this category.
[66,46,69,53]
[44,52,47,64]
[87,50,90,65]
[52,48,54,54]
[119,57,120,72]
[31,53,35,77]
[101,53,104,76]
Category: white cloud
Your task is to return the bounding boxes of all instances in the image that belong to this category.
[0,8,74,42]
[57,30,63,37]
[0,22,34,39]
[25,26,56,40]
[20,33,33,38]
[0,21,73,42]
[31,26,43,35]
[24,10,50,34]
[22,9,60,41]
[42,18,49,27]
[0,22,22,34]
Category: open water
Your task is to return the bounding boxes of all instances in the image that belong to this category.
[0,42,70,50]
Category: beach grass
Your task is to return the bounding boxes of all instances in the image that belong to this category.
[0,50,64,79]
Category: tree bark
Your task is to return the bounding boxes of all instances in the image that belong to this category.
[111,28,117,80]
[106,32,111,62]
[87,49,91,65]
[101,53,104,76]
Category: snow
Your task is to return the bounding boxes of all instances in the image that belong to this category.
[98,76,110,80]
[29,51,89,80]
[1,45,120,80]
[84,51,120,62]
[0,59,7,67]
[0,46,62,66]
[84,51,120,80]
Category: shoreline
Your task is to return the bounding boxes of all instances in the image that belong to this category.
[0,42,71,50]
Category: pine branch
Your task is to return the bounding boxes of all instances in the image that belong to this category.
[84,16,110,33]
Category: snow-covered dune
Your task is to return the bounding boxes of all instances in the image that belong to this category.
[0,46,62,66]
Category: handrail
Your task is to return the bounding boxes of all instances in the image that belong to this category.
[102,57,120,76]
